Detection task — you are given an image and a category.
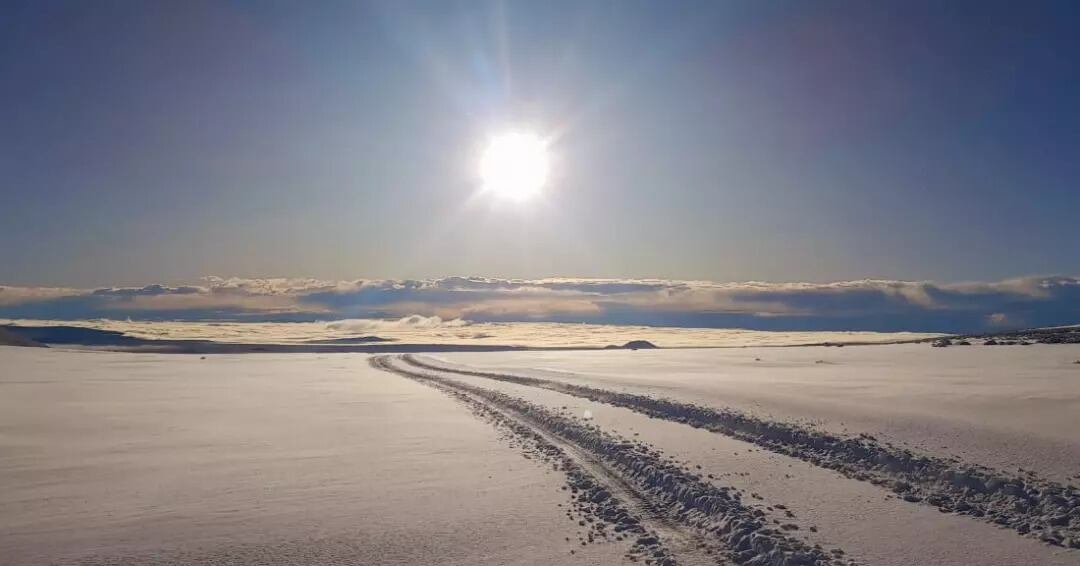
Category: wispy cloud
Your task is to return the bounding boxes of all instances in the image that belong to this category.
[1,275,1079,333]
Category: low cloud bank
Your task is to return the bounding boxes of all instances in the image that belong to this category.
[1,275,1078,333]
[327,315,469,332]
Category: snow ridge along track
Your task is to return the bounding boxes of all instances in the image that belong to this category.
[399,354,1080,549]
[372,355,856,566]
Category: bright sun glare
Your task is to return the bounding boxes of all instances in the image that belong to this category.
[479,132,549,200]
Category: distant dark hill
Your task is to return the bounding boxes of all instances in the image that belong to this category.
[0,324,610,354]
[2,324,149,346]
[0,326,46,347]
[604,340,659,350]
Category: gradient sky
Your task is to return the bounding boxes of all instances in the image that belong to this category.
[2,0,1078,288]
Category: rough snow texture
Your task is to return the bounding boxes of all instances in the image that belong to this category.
[3,344,1078,566]
[411,353,1080,548]
[375,355,852,566]
[442,345,1080,481]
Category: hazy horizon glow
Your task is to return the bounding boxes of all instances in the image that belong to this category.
[0,317,940,348]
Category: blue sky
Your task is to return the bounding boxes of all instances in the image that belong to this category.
[1,2,1078,331]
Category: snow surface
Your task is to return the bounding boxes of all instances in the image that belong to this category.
[424,364,1076,566]
[0,347,623,565]
[442,344,1080,483]
[2,344,1078,565]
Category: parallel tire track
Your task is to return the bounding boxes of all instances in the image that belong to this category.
[398,354,1080,549]
[372,354,855,566]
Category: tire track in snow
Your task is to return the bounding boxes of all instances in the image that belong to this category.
[371,355,702,565]
[372,354,856,566]
[398,354,1080,550]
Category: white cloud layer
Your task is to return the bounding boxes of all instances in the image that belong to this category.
[327,315,469,332]
[1,275,1078,333]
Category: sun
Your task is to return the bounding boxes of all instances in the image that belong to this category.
[479,132,549,200]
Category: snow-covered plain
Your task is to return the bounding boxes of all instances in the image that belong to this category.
[442,344,1080,483]
[2,344,1078,565]
[0,347,624,565]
